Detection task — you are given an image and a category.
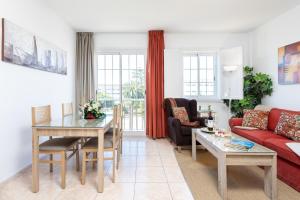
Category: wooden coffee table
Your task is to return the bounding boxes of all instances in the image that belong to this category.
[192,129,277,200]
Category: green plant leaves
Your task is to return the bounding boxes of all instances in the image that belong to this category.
[223,66,273,117]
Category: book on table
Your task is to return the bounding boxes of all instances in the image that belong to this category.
[230,138,255,149]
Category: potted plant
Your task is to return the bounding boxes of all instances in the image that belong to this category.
[223,66,273,117]
[80,99,105,119]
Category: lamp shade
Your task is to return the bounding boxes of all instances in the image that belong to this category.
[223,65,238,72]
[220,46,243,100]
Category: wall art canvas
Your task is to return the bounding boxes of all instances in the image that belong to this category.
[278,41,300,84]
[1,18,67,75]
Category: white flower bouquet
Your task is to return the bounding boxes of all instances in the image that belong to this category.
[79,99,105,119]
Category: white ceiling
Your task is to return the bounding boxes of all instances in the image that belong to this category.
[43,0,300,33]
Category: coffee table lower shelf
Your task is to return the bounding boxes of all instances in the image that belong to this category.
[192,130,277,200]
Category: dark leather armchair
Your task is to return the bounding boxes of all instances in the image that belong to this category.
[164,98,206,149]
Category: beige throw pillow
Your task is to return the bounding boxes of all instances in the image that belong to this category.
[172,107,189,124]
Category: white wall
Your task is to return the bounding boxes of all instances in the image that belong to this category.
[0,0,75,182]
[250,5,300,110]
[94,32,249,128]
[164,33,249,128]
[164,33,249,98]
[94,33,147,51]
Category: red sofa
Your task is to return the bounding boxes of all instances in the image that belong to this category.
[229,108,300,192]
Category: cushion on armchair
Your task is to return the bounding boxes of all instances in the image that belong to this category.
[172,107,199,127]
[172,107,189,123]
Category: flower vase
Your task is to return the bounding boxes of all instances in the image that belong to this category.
[86,112,96,119]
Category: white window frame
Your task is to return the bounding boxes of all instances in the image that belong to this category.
[95,49,147,101]
[183,52,218,101]
[95,49,147,131]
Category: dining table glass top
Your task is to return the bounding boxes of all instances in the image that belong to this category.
[32,114,113,129]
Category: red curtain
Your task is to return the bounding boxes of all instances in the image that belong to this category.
[146,30,166,139]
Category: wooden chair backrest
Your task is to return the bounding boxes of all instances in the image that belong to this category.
[32,105,51,125]
[112,104,123,146]
[117,104,122,129]
[62,102,73,117]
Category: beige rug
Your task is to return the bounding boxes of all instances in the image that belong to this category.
[175,149,300,200]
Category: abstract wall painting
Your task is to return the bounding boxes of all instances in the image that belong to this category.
[1,18,67,75]
[278,41,300,85]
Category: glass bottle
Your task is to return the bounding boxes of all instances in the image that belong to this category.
[207,111,214,131]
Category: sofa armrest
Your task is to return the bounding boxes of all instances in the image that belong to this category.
[167,117,184,143]
[168,116,181,129]
[229,118,243,129]
[192,117,207,127]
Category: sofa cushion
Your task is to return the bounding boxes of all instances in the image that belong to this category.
[275,112,300,141]
[264,138,300,166]
[268,108,300,131]
[254,105,272,112]
[229,118,243,129]
[242,109,269,130]
[232,127,284,145]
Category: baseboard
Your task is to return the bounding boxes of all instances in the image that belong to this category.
[0,163,31,186]
[0,155,50,186]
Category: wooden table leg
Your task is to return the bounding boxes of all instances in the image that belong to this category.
[97,130,104,193]
[32,128,39,193]
[192,131,196,161]
[218,156,227,200]
[264,155,277,200]
[60,151,66,189]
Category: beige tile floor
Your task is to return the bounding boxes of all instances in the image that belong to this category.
[0,136,194,200]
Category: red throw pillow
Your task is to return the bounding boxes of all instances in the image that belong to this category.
[275,112,300,141]
[242,109,269,130]
[172,107,189,124]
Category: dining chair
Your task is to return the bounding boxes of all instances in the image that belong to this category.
[116,104,123,166]
[62,102,73,117]
[62,102,88,151]
[81,104,122,184]
[106,104,123,169]
[32,105,80,189]
[106,103,123,157]
[61,102,81,171]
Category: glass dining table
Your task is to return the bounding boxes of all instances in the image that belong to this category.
[31,115,113,193]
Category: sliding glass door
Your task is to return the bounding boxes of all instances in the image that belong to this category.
[96,51,145,133]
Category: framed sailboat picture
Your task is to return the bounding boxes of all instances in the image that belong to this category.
[1,18,67,75]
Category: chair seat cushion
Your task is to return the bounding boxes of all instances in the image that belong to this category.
[39,137,79,151]
[264,138,300,166]
[180,126,192,136]
[232,128,284,145]
[106,127,113,137]
[105,127,123,138]
[82,137,113,149]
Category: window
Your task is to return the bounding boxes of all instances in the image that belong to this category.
[183,53,217,99]
[97,54,121,109]
[96,52,146,132]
